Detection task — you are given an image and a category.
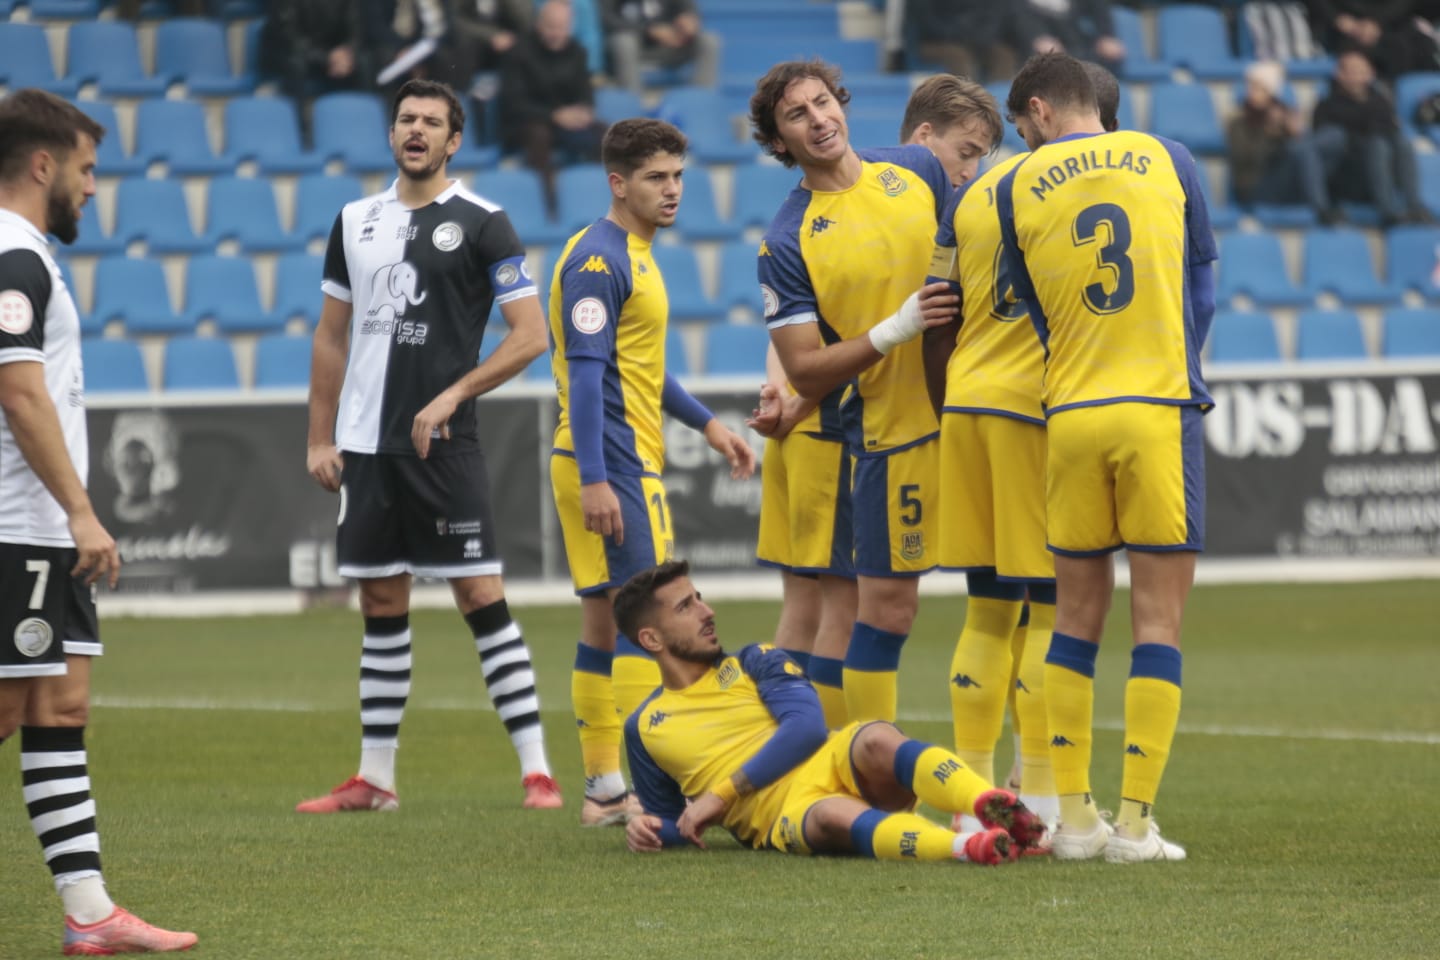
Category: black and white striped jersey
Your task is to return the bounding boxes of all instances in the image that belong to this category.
[0,209,85,548]
[321,179,538,456]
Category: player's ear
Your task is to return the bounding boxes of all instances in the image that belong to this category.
[608,169,626,199]
[635,624,663,655]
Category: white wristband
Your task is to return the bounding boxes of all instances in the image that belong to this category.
[866,291,924,356]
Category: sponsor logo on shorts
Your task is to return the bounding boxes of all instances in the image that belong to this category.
[901,531,924,560]
[437,519,484,536]
[14,617,54,658]
[0,290,35,335]
[463,538,484,558]
[571,297,607,334]
[432,222,463,251]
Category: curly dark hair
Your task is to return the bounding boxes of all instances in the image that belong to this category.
[748,59,851,168]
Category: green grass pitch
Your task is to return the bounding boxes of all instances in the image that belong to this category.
[2,579,1437,959]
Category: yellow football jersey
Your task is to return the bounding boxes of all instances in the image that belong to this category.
[760,145,952,453]
[625,643,827,849]
[549,219,669,475]
[996,131,1219,414]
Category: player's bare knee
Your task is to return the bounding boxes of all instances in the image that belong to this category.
[852,722,906,777]
[857,578,919,633]
[358,576,411,617]
[452,575,506,614]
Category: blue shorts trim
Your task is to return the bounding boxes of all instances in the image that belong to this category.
[941,406,1046,427]
[1049,543,1123,558]
[850,431,940,460]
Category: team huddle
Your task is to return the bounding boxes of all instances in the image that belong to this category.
[0,47,1213,955]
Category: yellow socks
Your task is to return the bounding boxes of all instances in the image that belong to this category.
[894,741,993,815]
[850,810,961,861]
[842,622,906,723]
[1116,644,1183,836]
[1045,631,1099,830]
[808,656,847,729]
[948,592,1023,786]
[1016,597,1056,800]
[572,643,620,786]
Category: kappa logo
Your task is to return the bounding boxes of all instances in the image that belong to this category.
[877,167,908,196]
[1051,735,1076,748]
[758,240,771,257]
[899,830,920,858]
[808,215,835,237]
[1125,743,1148,757]
[645,709,670,731]
[951,673,982,689]
[579,255,610,275]
[1015,678,1031,693]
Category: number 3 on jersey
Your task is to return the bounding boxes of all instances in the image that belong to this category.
[1071,203,1135,315]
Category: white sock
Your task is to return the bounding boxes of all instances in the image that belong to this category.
[585,771,627,800]
[59,875,114,925]
[1020,792,1060,829]
[955,813,984,835]
[514,731,550,779]
[952,832,981,861]
[359,747,397,793]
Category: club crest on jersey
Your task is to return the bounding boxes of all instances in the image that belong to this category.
[14,617,54,658]
[715,660,740,689]
[901,531,924,560]
[760,284,779,318]
[571,297,607,334]
[362,201,384,222]
[878,168,908,196]
[0,290,35,335]
[432,222,463,251]
[496,263,520,287]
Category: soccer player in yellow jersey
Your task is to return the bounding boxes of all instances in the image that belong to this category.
[995,53,1218,862]
[615,561,1046,863]
[548,119,756,827]
[749,61,958,726]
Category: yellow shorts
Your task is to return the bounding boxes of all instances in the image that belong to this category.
[765,721,869,855]
[755,433,854,577]
[550,453,675,595]
[851,436,938,577]
[1046,402,1207,556]
[938,412,1052,582]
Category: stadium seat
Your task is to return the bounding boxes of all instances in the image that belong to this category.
[524,348,553,382]
[292,174,365,246]
[114,178,209,254]
[82,338,149,393]
[254,333,313,388]
[1300,228,1403,304]
[1385,225,1440,300]
[73,100,147,177]
[666,327,690,375]
[206,177,303,253]
[1207,310,1282,363]
[674,166,738,241]
[272,253,325,327]
[720,38,880,97]
[1420,153,1440,217]
[311,93,396,173]
[67,202,126,257]
[703,322,770,375]
[184,255,278,333]
[705,3,839,49]
[90,257,186,334]
[1199,166,1241,232]
[718,240,764,317]
[594,87,647,124]
[66,21,170,97]
[846,111,900,152]
[224,97,324,175]
[155,17,253,96]
[0,23,80,97]
[655,87,757,165]
[731,163,801,232]
[162,336,240,391]
[1295,308,1368,361]
[1395,72,1440,143]
[652,246,725,323]
[1156,4,1247,80]
[1249,203,1318,230]
[29,0,102,16]
[1111,5,1172,82]
[134,99,233,176]
[1148,84,1226,155]
[554,164,610,236]
[1215,232,1310,307]
[471,168,571,247]
[1381,308,1440,358]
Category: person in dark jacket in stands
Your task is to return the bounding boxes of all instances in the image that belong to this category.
[499,0,608,212]
[259,0,376,140]
[1304,0,1440,79]
[599,0,719,93]
[1226,60,1339,223]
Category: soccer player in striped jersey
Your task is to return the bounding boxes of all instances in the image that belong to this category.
[0,88,196,955]
[996,53,1217,862]
[616,561,1046,863]
[301,79,563,815]
[548,118,756,826]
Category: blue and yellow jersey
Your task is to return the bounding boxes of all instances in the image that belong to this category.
[625,644,827,849]
[760,145,952,453]
[929,152,1044,424]
[996,131,1218,415]
[550,218,669,475]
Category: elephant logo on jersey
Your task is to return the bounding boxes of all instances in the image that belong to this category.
[364,262,429,344]
[14,617,54,658]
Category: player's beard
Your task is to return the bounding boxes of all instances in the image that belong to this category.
[669,639,725,667]
[47,184,80,245]
[394,139,449,181]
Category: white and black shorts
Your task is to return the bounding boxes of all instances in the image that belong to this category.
[336,451,503,580]
[0,542,101,679]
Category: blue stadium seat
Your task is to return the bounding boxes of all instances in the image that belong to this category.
[1249,203,1318,229]
[224,98,324,175]
[73,100,147,177]
[114,178,209,254]
[1420,153,1440,217]
[30,0,102,16]
[67,202,126,257]
[272,253,324,327]
[524,348,553,382]
[594,87,647,124]
[311,93,396,173]
[163,336,240,391]
[985,83,1030,155]
[1385,226,1440,300]
[675,166,738,241]
[82,338,149,393]
[1216,232,1309,307]
[652,246,725,323]
[0,24,80,97]
[1381,308,1440,358]
[731,163,801,232]
[554,164,610,236]
[846,111,900,152]
[206,177,303,253]
[254,333,313,388]
[705,3,839,48]
[720,38,880,99]
[66,21,170,97]
[1114,90,1138,133]
[471,168,570,246]
[1198,165,1241,232]
[1395,72,1440,143]
[1301,229,1403,304]
[656,87,757,164]
[718,240,763,317]
[184,255,277,333]
[1111,5,1171,82]
[666,327,690,375]
[1156,4,1247,80]
[1207,310,1281,363]
[292,174,365,246]
[1296,309,1368,361]
[1148,83,1225,155]
[134,99,233,176]
[90,257,185,334]
[155,18,253,96]
[703,322,770,375]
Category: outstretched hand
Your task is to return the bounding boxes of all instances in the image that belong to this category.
[704,420,757,480]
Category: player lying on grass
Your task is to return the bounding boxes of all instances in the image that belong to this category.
[615,561,1046,863]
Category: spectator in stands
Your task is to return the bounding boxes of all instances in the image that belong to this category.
[450,0,533,78]
[1008,0,1125,74]
[368,0,474,96]
[907,0,1018,82]
[1305,0,1440,78]
[499,0,608,212]
[1227,60,1340,223]
[259,0,377,140]
[1313,50,1435,226]
[600,0,720,93]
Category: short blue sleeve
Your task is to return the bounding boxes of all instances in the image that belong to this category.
[1155,135,1219,266]
[758,196,819,330]
[558,239,630,363]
